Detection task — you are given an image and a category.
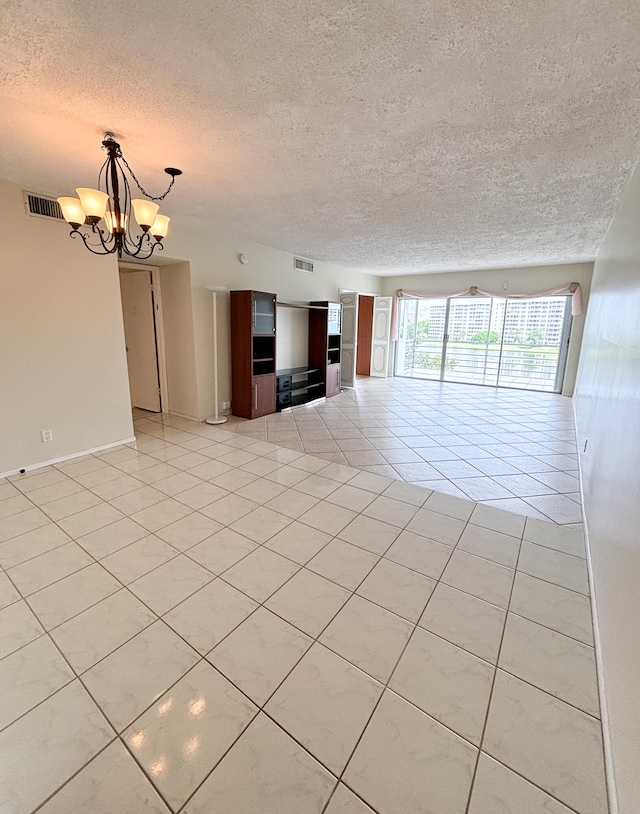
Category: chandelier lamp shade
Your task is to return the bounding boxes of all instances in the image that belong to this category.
[57,134,182,259]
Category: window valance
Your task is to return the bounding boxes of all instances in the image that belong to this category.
[390,283,582,342]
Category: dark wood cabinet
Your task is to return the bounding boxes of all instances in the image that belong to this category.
[254,374,276,416]
[309,301,342,399]
[326,361,342,397]
[230,290,276,419]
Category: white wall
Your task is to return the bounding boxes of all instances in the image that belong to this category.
[0,179,133,474]
[382,263,593,395]
[574,155,640,814]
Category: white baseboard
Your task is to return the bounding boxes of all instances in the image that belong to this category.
[573,403,618,814]
[0,437,136,479]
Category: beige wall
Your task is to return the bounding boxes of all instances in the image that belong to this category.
[1,176,381,471]
[574,156,640,814]
[276,306,310,370]
[0,179,133,475]
[158,262,200,417]
[382,263,593,395]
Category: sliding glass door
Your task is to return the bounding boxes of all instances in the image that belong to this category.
[397,295,572,393]
[396,297,448,380]
[496,297,571,391]
[442,296,504,387]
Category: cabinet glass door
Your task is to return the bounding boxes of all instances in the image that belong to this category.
[253,293,275,335]
[327,303,341,335]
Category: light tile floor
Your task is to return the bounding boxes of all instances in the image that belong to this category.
[0,392,607,814]
[226,377,583,529]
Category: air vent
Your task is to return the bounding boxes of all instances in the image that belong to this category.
[294,257,314,274]
[24,191,64,221]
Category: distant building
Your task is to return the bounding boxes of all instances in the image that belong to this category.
[410,296,567,346]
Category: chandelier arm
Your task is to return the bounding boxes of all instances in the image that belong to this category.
[119,226,159,260]
[127,234,163,260]
[131,242,163,260]
[70,228,118,256]
[97,155,109,191]
[123,217,150,254]
[93,223,117,253]
[69,224,163,259]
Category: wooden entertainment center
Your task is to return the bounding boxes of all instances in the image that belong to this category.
[230,292,342,419]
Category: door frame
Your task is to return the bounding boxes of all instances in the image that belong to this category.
[339,291,358,388]
[356,294,375,376]
[119,262,169,413]
[339,288,380,383]
[553,298,573,393]
[370,296,393,378]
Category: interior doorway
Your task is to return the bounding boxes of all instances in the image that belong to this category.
[118,264,167,412]
[356,295,375,375]
[340,290,380,387]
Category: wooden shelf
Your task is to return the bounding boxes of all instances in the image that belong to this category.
[230,290,277,419]
[277,365,321,376]
[308,301,342,399]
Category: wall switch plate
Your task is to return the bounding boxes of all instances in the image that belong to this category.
[41,429,53,442]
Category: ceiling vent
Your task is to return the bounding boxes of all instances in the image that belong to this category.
[294,257,314,273]
[23,191,64,221]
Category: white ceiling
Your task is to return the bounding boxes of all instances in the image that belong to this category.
[1,0,639,275]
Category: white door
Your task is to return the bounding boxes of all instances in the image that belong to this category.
[340,291,358,388]
[119,271,161,411]
[370,296,392,377]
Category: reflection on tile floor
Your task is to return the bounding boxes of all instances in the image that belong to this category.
[226,378,584,529]
[0,390,606,813]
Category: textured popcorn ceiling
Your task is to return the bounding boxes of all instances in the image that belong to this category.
[1,0,640,275]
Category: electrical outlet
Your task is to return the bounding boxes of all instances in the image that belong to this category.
[41,429,53,442]
[223,401,231,409]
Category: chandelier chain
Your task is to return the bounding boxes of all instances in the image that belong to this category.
[118,153,177,201]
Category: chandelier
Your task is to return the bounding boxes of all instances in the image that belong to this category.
[57,134,182,259]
